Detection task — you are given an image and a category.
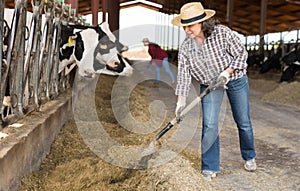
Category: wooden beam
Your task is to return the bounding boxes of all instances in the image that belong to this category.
[208,0,214,9]
[108,0,120,38]
[226,0,234,28]
[102,0,120,39]
[260,0,267,52]
[91,0,99,25]
[102,0,108,22]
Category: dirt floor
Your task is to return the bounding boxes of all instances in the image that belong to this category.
[17,67,300,191]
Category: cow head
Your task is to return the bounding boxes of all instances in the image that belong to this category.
[59,21,133,77]
[281,48,300,65]
[90,22,132,76]
[280,48,300,82]
[280,62,300,82]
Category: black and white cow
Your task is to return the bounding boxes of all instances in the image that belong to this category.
[2,9,36,117]
[259,46,282,73]
[1,20,10,59]
[280,48,300,82]
[246,50,264,68]
[59,22,133,77]
[1,17,11,113]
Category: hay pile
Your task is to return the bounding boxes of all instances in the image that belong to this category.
[249,78,300,108]
[261,81,300,108]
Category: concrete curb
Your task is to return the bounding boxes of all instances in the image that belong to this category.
[0,90,72,191]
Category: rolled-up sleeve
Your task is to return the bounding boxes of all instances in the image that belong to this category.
[226,30,248,70]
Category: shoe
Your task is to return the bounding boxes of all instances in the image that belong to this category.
[201,170,216,181]
[244,158,257,171]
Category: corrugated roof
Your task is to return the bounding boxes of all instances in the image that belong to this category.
[4,0,300,36]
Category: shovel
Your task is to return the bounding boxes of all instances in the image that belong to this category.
[141,76,227,156]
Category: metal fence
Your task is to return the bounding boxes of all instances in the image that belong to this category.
[0,0,86,129]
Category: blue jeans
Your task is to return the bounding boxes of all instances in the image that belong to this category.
[201,75,256,172]
[155,57,175,83]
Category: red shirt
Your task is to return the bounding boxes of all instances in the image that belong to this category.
[148,43,168,67]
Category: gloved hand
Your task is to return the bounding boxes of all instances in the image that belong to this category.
[218,70,230,84]
[175,96,186,122]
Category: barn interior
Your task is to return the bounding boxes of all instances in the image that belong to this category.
[1,1,300,191]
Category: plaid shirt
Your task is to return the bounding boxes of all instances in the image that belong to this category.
[176,25,248,97]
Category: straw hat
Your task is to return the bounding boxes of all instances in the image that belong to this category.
[171,2,216,27]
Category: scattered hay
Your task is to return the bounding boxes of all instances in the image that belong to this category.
[18,74,299,191]
[249,78,279,95]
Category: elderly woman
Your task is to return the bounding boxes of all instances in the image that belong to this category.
[171,2,256,181]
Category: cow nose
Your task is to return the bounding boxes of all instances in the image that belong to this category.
[113,61,120,67]
[108,59,119,68]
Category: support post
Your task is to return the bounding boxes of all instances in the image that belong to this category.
[91,0,99,25]
[227,0,234,28]
[102,0,120,39]
[260,0,267,55]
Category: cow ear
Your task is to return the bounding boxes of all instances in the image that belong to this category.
[100,43,108,50]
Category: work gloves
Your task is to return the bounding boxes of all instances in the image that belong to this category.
[217,70,230,85]
[175,96,186,122]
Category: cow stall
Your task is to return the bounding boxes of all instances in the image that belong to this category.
[246,40,300,82]
[0,0,87,130]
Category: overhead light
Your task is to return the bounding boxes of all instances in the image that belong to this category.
[120,0,163,9]
[120,0,138,6]
[286,0,300,4]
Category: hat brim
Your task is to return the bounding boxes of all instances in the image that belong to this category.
[171,10,216,27]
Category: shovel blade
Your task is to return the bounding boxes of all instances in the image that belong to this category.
[141,140,156,156]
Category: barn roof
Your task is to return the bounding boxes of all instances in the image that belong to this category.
[4,0,300,36]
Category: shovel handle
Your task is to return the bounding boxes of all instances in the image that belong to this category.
[180,96,202,117]
[152,95,203,141]
[151,77,226,143]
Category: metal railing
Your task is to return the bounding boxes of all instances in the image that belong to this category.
[0,0,87,129]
